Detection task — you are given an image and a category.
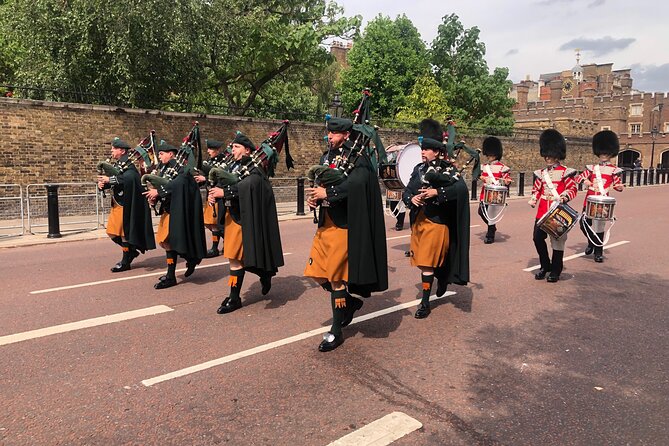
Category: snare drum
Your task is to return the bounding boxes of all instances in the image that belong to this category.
[379,143,422,190]
[483,184,508,206]
[585,195,616,221]
[537,201,579,239]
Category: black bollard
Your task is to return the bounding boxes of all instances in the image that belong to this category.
[296,177,305,216]
[518,172,525,196]
[643,169,648,186]
[636,169,641,186]
[46,184,62,238]
[628,169,634,187]
[621,170,627,184]
[470,179,477,201]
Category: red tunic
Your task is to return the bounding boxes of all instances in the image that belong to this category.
[576,161,623,207]
[530,164,578,220]
[478,161,512,201]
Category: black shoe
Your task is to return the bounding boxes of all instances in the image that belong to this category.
[318,332,344,352]
[204,248,220,258]
[260,275,272,295]
[111,262,131,273]
[546,274,560,283]
[154,277,177,289]
[415,302,431,319]
[395,222,404,231]
[217,297,242,314]
[341,296,363,327]
[435,279,448,298]
[484,236,494,244]
[535,269,548,280]
[404,251,411,257]
[184,262,196,278]
[585,245,594,255]
[594,255,604,263]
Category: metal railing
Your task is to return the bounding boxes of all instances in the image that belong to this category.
[0,184,25,237]
[25,182,102,235]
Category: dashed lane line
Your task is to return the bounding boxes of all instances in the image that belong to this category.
[141,291,456,387]
[326,411,422,446]
[0,305,174,347]
[523,240,630,271]
[387,225,479,241]
[29,253,293,295]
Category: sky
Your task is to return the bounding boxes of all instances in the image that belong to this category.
[336,0,669,92]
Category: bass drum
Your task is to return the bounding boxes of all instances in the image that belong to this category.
[379,143,422,191]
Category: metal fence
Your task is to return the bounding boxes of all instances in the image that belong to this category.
[0,184,25,237]
[25,182,103,235]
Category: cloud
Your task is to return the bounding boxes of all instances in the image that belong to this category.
[629,63,669,92]
[535,0,605,6]
[505,49,519,56]
[559,36,635,56]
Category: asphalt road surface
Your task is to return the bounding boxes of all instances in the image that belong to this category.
[1,185,667,445]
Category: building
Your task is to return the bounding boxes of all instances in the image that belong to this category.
[511,54,669,169]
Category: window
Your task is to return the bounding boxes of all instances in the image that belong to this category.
[664,122,669,134]
[629,103,643,116]
[629,123,641,135]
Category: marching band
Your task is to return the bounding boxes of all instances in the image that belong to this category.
[96,94,625,352]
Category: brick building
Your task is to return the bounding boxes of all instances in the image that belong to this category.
[511,57,669,169]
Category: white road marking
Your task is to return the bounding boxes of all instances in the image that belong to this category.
[141,292,456,387]
[0,305,173,347]
[326,411,422,446]
[30,253,293,294]
[523,240,630,271]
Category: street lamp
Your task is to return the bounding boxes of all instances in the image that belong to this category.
[330,92,343,118]
[650,126,658,169]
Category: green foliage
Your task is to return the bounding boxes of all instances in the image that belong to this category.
[431,14,515,133]
[201,0,359,115]
[2,0,206,108]
[395,73,450,124]
[339,14,429,120]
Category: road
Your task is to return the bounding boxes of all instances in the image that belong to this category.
[1,185,667,445]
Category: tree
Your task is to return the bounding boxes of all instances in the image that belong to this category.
[1,0,206,108]
[200,0,359,116]
[395,73,451,125]
[431,14,514,133]
[338,14,429,121]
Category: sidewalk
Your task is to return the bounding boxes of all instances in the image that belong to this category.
[0,202,313,249]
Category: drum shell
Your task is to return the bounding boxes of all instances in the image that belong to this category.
[537,202,579,239]
[585,195,616,221]
[379,143,422,191]
[483,184,508,205]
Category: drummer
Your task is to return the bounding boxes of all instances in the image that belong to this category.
[477,136,512,244]
[528,129,578,283]
[577,130,624,263]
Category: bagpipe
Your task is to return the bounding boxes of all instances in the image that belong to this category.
[306,89,386,188]
[96,131,158,198]
[208,120,293,187]
[140,123,200,190]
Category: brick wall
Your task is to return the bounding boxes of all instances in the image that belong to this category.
[1,98,596,195]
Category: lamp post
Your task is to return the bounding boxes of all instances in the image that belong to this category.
[330,92,343,118]
[650,126,658,169]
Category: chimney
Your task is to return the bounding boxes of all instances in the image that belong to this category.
[549,79,563,102]
[516,84,530,108]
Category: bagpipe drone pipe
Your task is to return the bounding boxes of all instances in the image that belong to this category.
[208,121,293,187]
[306,89,386,188]
[96,131,158,197]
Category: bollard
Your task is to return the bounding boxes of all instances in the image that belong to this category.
[649,168,654,185]
[663,170,667,184]
[621,170,627,184]
[296,177,305,216]
[643,169,648,186]
[628,169,634,187]
[518,172,525,196]
[470,179,477,201]
[656,168,661,184]
[46,184,62,238]
[636,169,641,186]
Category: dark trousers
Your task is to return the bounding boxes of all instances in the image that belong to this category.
[533,223,564,275]
[478,202,496,236]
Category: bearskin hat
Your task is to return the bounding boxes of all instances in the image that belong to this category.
[482,136,503,160]
[539,128,567,160]
[418,118,444,142]
[592,130,620,157]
